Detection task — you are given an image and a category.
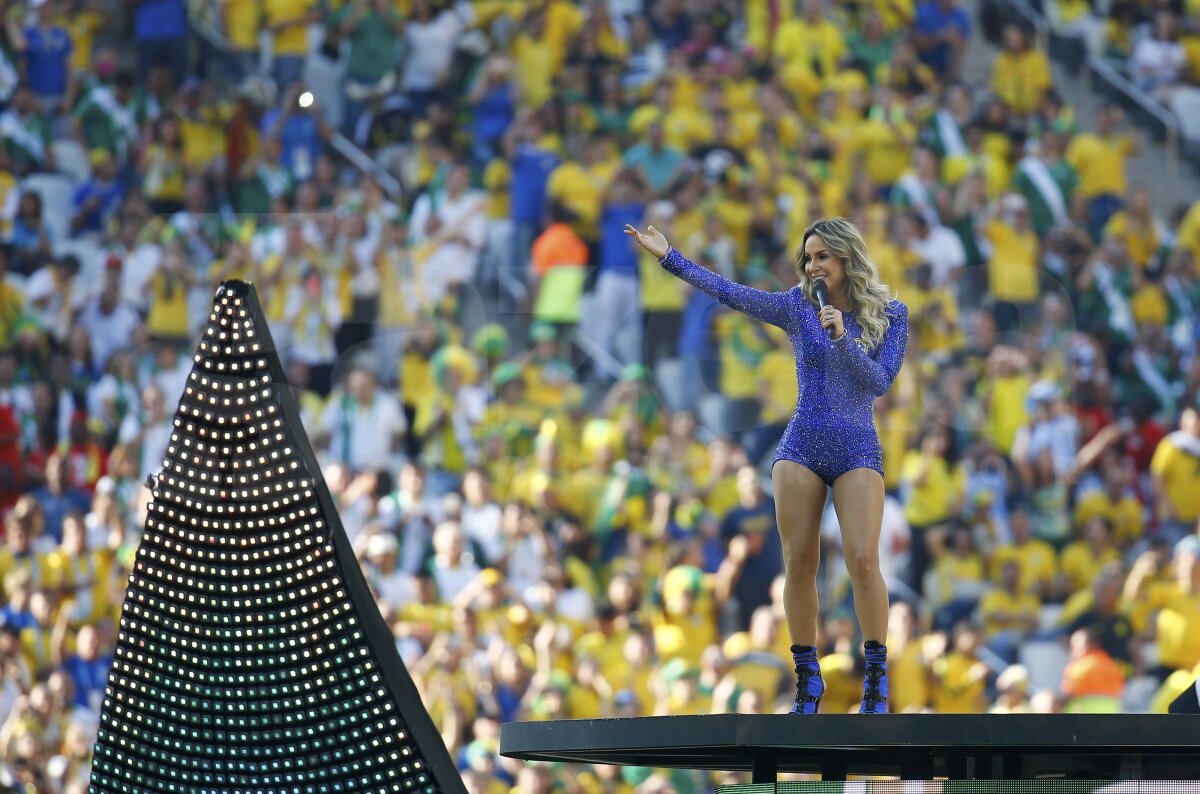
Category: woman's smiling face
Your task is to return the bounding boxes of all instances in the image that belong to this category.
[802,233,847,298]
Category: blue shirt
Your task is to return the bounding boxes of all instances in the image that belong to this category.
[510,142,559,224]
[63,653,112,709]
[914,1,971,75]
[73,178,127,234]
[0,606,35,631]
[29,486,91,543]
[598,202,644,276]
[135,0,187,40]
[24,26,72,97]
[677,287,720,357]
[721,499,783,626]
[261,109,322,181]
[650,10,689,50]
[471,84,514,144]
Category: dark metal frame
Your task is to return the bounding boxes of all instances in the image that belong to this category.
[501,714,1200,782]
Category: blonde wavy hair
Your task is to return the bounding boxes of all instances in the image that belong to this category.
[793,217,896,352]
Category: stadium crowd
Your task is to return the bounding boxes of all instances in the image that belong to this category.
[1,0,1200,791]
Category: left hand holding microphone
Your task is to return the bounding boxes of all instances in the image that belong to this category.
[813,277,844,340]
[819,305,844,339]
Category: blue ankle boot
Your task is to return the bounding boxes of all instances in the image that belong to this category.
[789,645,825,714]
[859,640,889,714]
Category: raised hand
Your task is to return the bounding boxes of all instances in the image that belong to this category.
[623,223,670,259]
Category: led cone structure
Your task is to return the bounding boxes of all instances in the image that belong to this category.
[89,282,465,794]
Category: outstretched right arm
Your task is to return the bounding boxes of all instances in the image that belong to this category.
[624,224,795,330]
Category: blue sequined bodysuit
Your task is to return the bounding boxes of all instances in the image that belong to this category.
[659,248,909,486]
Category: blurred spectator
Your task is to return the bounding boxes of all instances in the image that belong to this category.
[979,559,1040,664]
[25,254,83,343]
[1129,11,1187,97]
[991,503,1060,600]
[990,663,1032,713]
[927,523,988,630]
[10,0,75,117]
[912,0,970,79]
[1150,405,1200,544]
[931,623,989,713]
[1061,626,1125,712]
[900,424,959,596]
[1044,0,1107,59]
[1125,547,1200,680]
[717,466,781,630]
[401,1,473,118]
[589,167,648,373]
[70,150,125,236]
[991,23,1051,116]
[132,0,187,84]
[1,84,52,177]
[28,454,88,543]
[11,191,52,275]
[1065,103,1140,238]
[263,0,317,92]
[263,83,333,184]
[1063,563,1135,667]
[328,0,405,141]
[116,383,169,482]
[1062,516,1122,593]
[409,161,487,306]
[319,365,407,474]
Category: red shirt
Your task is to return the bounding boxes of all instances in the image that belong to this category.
[1074,404,1112,446]
[1125,419,1166,473]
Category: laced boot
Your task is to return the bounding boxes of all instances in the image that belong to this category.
[789,644,825,714]
[859,640,889,714]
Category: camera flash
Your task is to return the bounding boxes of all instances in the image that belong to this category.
[298,91,314,109]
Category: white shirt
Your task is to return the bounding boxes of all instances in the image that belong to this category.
[401,4,473,91]
[87,374,140,426]
[118,414,171,482]
[120,243,162,312]
[24,267,86,342]
[908,225,966,287]
[431,556,481,602]
[367,565,415,610]
[1130,36,1186,91]
[377,490,445,574]
[282,280,342,365]
[408,188,487,253]
[345,223,382,296]
[1021,413,1081,477]
[461,502,503,565]
[148,360,189,412]
[77,299,141,371]
[319,389,407,472]
[507,533,546,596]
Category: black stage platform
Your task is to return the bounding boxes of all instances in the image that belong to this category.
[500,714,1200,782]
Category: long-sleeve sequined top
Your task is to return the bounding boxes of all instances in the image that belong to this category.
[659,247,909,481]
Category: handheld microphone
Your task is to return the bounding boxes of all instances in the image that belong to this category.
[813,278,837,339]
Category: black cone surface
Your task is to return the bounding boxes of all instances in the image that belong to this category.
[89,281,465,794]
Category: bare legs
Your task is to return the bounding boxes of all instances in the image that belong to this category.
[772,461,890,646]
[772,461,826,647]
[832,468,889,644]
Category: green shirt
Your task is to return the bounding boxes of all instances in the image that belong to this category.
[328,6,402,83]
[1,111,49,169]
[71,82,139,160]
[847,32,895,82]
[1013,159,1078,239]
